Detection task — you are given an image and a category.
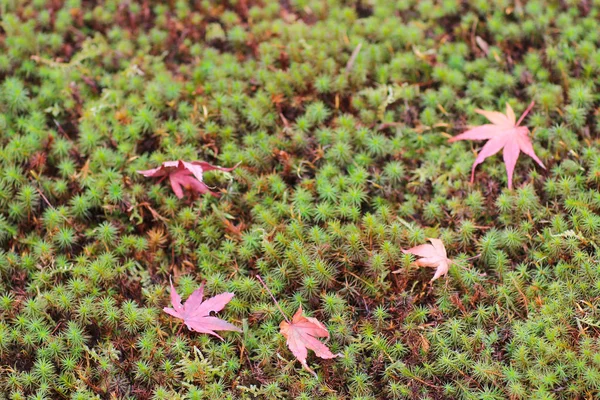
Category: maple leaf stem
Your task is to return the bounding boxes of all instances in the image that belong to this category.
[464,254,482,261]
[516,100,535,126]
[256,275,291,323]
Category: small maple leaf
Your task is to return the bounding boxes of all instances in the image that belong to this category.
[164,281,241,340]
[279,306,338,377]
[137,160,236,199]
[449,101,545,189]
[403,238,452,282]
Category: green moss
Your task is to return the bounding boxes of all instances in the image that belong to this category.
[0,0,599,398]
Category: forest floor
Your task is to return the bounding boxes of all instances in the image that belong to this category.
[1,1,600,399]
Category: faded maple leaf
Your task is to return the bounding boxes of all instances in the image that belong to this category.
[279,306,338,377]
[403,238,452,282]
[449,101,545,189]
[164,280,241,340]
[137,160,236,198]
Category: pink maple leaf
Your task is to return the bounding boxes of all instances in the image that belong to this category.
[137,160,236,198]
[403,238,452,282]
[449,101,545,189]
[164,280,241,340]
[279,305,339,377]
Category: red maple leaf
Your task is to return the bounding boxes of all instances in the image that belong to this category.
[403,238,452,282]
[137,160,236,198]
[164,281,241,340]
[279,306,338,376]
[449,101,545,189]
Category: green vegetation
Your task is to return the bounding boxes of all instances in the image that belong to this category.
[1,0,600,399]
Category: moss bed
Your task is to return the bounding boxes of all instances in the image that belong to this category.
[2,0,600,399]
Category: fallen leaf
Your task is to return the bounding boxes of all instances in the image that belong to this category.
[403,238,452,281]
[137,160,236,198]
[279,306,338,376]
[164,280,241,340]
[475,36,489,55]
[449,101,545,189]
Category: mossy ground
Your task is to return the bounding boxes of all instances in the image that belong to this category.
[1,0,600,399]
